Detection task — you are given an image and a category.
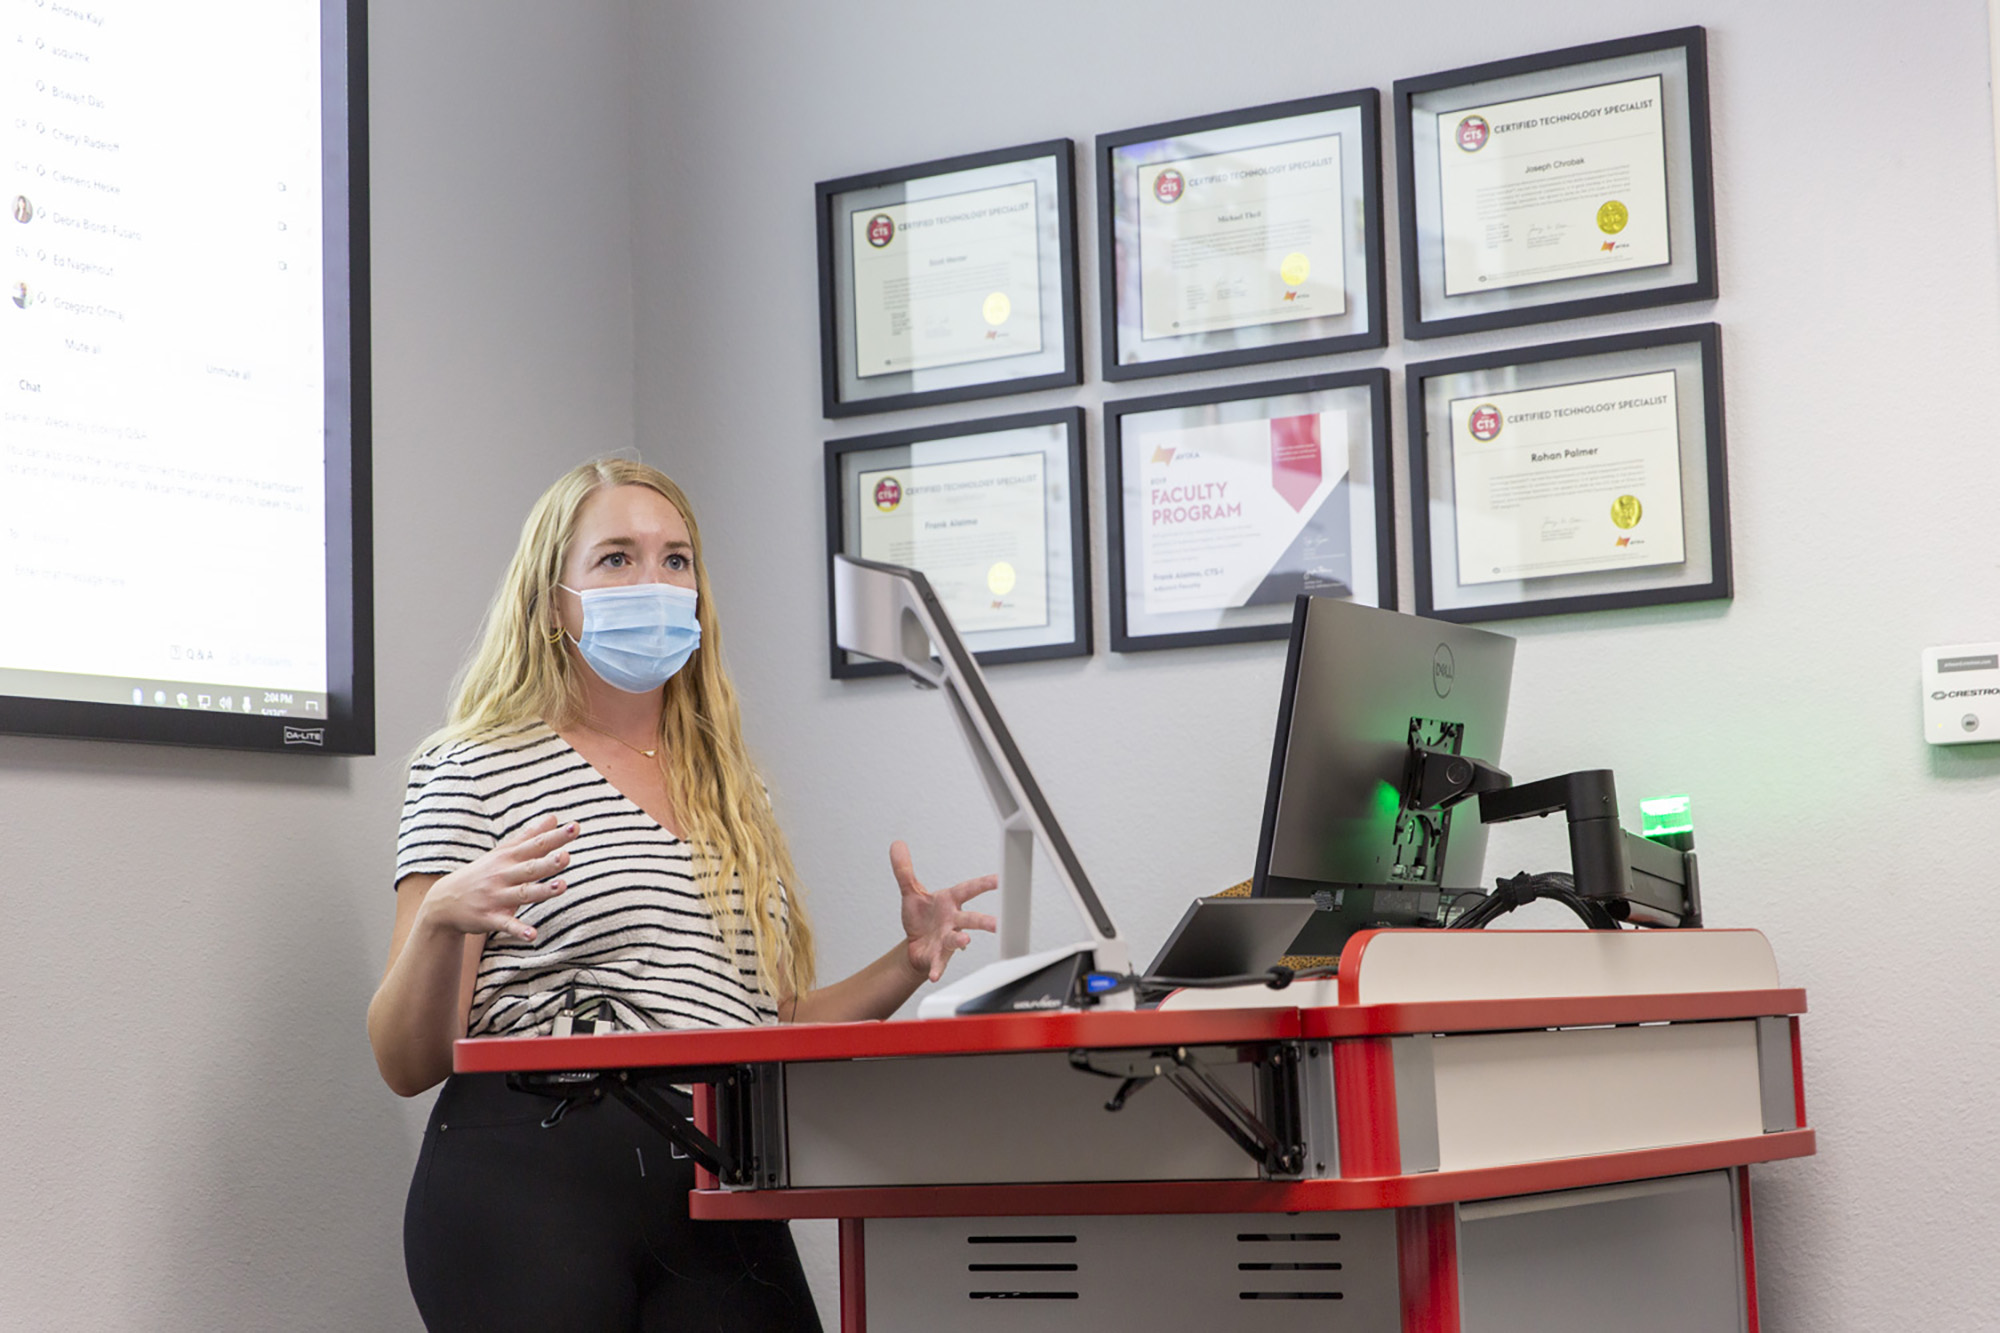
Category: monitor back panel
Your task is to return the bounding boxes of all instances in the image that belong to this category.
[1257,597,1516,901]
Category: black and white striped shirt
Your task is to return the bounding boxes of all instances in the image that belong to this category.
[396,723,780,1037]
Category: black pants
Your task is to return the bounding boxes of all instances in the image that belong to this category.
[404,1074,823,1332]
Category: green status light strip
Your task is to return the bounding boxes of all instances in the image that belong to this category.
[1640,794,1694,838]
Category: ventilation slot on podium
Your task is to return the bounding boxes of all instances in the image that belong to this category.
[1236,1231,1345,1301]
[966,1233,1080,1302]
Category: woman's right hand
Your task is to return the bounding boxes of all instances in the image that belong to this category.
[417,813,579,941]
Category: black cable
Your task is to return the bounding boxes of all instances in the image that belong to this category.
[1448,871,1621,931]
[1137,963,1342,994]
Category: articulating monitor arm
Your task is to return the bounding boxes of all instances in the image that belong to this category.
[831,555,1126,975]
[1473,769,1703,929]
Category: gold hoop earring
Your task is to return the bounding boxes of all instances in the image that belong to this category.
[546,626,565,645]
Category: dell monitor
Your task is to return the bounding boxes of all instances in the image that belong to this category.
[1251,596,1516,956]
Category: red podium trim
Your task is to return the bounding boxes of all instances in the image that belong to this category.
[839,1219,866,1333]
[454,989,1807,1077]
[1398,1204,1461,1333]
[454,1006,1302,1074]
[1334,1036,1402,1176]
[1739,1168,1760,1333]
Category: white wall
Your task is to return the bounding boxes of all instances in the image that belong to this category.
[0,4,635,1328]
[634,2,2000,1329]
[6,3,1997,1329]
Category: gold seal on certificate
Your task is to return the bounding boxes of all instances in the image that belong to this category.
[1135,135,1348,340]
[1448,370,1685,585]
[1434,75,1670,296]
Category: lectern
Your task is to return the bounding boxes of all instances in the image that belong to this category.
[461,926,1811,1332]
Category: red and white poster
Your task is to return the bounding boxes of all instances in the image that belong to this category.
[1132,410,1352,615]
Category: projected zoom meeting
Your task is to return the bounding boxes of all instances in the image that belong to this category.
[3,6,345,733]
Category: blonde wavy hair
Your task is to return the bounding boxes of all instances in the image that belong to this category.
[423,458,816,1002]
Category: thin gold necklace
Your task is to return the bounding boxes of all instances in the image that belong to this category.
[575,718,658,760]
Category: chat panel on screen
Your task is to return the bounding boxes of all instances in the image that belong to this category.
[2,1,367,751]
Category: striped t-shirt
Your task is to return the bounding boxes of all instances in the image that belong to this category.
[395,722,781,1037]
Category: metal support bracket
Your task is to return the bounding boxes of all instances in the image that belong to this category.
[1068,1044,1305,1177]
[508,1065,759,1185]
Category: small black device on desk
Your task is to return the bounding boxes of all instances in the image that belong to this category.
[1138,897,1319,1003]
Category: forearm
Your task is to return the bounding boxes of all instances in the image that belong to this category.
[785,942,926,1024]
[367,909,470,1096]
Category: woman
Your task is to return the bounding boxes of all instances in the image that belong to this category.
[368,458,997,1331]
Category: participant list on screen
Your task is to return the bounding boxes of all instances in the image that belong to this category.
[3,0,331,717]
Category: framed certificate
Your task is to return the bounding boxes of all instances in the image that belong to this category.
[1097,92,1386,380]
[1407,323,1729,622]
[1106,370,1393,652]
[824,407,1089,678]
[1394,27,1717,339]
[816,141,1081,418]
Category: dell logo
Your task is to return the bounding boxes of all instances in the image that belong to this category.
[283,726,325,747]
[1433,645,1455,698]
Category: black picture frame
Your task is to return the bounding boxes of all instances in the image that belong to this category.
[824,407,1091,679]
[816,140,1081,419]
[0,0,374,755]
[1097,90,1386,381]
[1105,369,1395,653]
[1406,323,1729,623]
[1394,27,1717,340]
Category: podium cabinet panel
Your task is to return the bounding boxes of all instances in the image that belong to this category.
[863,1211,1400,1332]
[1457,1171,1746,1333]
[1425,1020,1765,1170]
[786,1049,1261,1187]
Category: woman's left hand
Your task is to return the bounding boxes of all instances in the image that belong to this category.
[891,840,999,982]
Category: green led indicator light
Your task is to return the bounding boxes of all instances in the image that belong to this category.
[1640,794,1694,838]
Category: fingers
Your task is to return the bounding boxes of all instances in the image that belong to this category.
[497,818,580,863]
[926,930,975,983]
[503,845,571,885]
[956,910,999,935]
[516,877,567,907]
[492,913,538,943]
[944,873,999,904]
[488,878,565,942]
[887,839,920,894]
[497,812,562,849]
[514,821,582,861]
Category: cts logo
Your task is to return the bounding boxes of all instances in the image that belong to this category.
[1432,644,1455,698]
[865,213,895,248]
[1153,169,1185,204]
[873,477,902,512]
[1467,404,1502,441]
[283,726,325,747]
[1456,115,1490,151]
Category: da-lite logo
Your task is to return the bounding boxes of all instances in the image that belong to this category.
[1432,644,1455,698]
[283,726,325,747]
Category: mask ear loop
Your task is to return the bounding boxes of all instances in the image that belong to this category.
[545,584,571,645]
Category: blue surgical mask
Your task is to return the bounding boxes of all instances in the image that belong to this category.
[558,582,701,693]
